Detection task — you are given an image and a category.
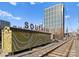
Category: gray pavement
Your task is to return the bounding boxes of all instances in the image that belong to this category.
[68,36,79,57]
[75,38,79,57]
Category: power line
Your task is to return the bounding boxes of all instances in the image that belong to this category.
[66,8,73,32]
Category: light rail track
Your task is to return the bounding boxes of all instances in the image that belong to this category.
[43,39,74,57]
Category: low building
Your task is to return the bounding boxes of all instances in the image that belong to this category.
[0,20,10,29]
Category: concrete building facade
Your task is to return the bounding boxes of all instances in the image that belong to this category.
[44,4,64,39]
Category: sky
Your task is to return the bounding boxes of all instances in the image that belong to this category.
[0,2,78,32]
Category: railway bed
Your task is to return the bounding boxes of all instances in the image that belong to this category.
[44,39,74,57]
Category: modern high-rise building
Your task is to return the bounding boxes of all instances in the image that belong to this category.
[44,4,64,39]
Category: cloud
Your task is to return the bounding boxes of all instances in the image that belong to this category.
[39,2,44,3]
[0,10,21,20]
[77,3,79,6]
[65,15,70,19]
[9,2,17,6]
[15,17,21,20]
[30,2,36,5]
[30,2,44,5]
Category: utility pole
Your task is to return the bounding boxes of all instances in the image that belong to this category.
[77,13,79,33]
[66,26,68,37]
